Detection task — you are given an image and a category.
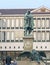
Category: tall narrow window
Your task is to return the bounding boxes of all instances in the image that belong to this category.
[11,32,14,42]
[6,32,10,42]
[41,20,45,28]
[1,32,6,42]
[37,20,41,28]
[46,32,49,42]
[11,19,15,29]
[20,19,23,29]
[15,19,19,29]
[46,20,49,28]
[37,32,41,42]
[0,19,6,29]
[7,19,10,29]
[34,20,36,28]
[2,20,6,29]
[33,32,37,42]
[42,32,45,42]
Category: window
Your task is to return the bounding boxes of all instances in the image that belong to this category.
[46,20,49,28]
[18,46,20,49]
[42,18,45,20]
[11,19,15,29]
[1,32,6,42]
[45,46,47,48]
[34,20,36,28]
[33,18,36,20]
[40,46,42,48]
[15,19,19,28]
[5,46,7,49]
[46,18,49,20]
[42,32,45,42]
[20,18,23,28]
[46,32,49,42]
[11,32,14,42]
[36,46,38,48]
[14,46,15,49]
[0,19,6,29]
[37,32,41,42]
[7,19,10,28]
[2,19,6,29]
[9,46,11,49]
[41,20,45,28]
[37,20,41,28]
[37,18,41,20]
[33,32,37,42]
[6,32,10,42]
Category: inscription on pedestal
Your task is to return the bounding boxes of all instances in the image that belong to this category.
[23,36,33,51]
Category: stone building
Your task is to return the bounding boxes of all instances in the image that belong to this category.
[0,6,50,61]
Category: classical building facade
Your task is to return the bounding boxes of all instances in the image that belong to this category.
[0,6,50,60]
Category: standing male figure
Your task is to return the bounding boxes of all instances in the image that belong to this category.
[24,10,34,36]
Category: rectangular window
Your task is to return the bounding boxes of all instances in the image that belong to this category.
[20,19,23,28]
[46,20,49,28]
[15,19,19,28]
[37,20,41,28]
[37,32,41,42]
[46,32,49,41]
[1,32,6,42]
[41,20,45,28]
[42,32,45,42]
[2,21,6,29]
[11,19,15,28]
[6,32,10,42]
[33,32,37,42]
[11,32,14,42]
[34,20,36,28]
[7,19,10,28]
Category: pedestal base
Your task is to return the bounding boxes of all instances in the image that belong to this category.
[23,36,33,51]
[17,61,45,65]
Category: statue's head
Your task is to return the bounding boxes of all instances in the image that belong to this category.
[27,10,30,14]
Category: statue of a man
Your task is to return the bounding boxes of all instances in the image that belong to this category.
[24,10,34,36]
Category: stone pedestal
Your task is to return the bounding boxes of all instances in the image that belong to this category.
[17,61,45,65]
[23,36,33,51]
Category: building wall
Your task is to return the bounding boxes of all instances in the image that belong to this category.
[0,15,50,42]
[0,11,50,60]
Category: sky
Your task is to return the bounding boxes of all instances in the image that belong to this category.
[0,0,50,9]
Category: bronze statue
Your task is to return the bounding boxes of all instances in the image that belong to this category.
[18,49,46,64]
[24,10,34,36]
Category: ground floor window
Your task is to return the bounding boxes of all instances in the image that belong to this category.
[0,51,22,60]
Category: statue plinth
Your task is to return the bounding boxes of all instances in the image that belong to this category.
[23,35,34,51]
